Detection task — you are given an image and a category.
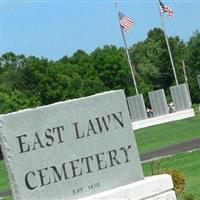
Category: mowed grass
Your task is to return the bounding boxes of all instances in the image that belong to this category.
[0,160,10,191]
[135,110,200,154]
[143,150,200,199]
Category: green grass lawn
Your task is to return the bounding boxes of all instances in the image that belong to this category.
[135,111,200,154]
[143,150,200,200]
[0,160,9,191]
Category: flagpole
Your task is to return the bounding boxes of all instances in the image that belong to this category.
[182,59,191,105]
[115,1,139,95]
[182,60,187,83]
[156,0,179,86]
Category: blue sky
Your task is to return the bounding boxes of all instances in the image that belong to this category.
[1,0,200,60]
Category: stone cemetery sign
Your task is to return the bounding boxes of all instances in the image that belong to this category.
[0,90,143,200]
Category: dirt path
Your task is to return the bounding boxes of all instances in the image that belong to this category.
[140,137,200,162]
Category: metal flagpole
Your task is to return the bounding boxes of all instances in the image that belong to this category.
[115,2,139,95]
[156,0,179,86]
[182,59,192,106]
[182,60,188,83]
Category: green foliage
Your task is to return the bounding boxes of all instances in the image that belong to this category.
[0,86,41,113]
[185,31,200,103]
[91,45,134,95]
[160,168,186,193]
[130,27,186,94]
[0,28,199,114]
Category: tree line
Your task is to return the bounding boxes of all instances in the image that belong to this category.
[0,28,199,114]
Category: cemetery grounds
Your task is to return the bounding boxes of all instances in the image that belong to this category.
[0,106,200,200]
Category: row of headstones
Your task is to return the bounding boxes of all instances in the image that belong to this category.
[127,83,192,122]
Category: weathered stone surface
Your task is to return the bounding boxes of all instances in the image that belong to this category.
[148,89,169,117]
[80,174,177,200]
[0,90,143,200]
[170,83,191,111]
[127,95,147,121]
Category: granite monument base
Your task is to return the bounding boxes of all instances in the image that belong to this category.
[80,174,176,200]
[132,108,195,130]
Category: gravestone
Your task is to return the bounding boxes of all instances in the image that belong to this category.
[170,83,191,111]
[197,74,200,90]
[0,90,143,200]
[148,89,169,117]
[127,95,147,121]
[185,82,192,105]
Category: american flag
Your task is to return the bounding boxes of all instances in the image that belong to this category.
[159,0,173,17]
[119,12,134,32]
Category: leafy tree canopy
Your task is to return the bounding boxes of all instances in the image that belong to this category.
[0,28,199,114]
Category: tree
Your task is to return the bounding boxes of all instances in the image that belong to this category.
[185,31,200,103]
[91,45,136,96]
[130,28,186,94]
[0,86,41,113]
[0,27,199,114]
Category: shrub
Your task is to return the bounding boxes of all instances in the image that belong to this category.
[150,160,186,193]
[160,168,186,193]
